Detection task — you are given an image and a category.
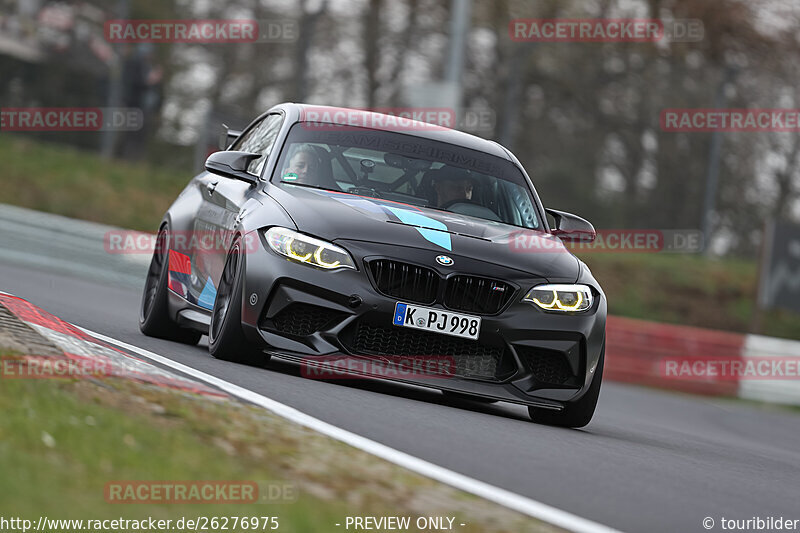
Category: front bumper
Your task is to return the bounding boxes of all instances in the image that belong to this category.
[240,237,606,409]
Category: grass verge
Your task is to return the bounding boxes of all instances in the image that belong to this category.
[0,134,185,232]
[0,350,554,533]
[580,252,800,340]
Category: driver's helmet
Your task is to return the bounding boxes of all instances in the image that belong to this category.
[420,167,471,204]
[434,168,476,205]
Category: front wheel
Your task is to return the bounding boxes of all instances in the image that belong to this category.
[528,344,604,428]
[208,235,269,366]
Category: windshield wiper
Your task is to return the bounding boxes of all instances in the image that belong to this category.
[420,205,453,214]
[280,181,341,193]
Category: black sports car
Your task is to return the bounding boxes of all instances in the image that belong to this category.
[139,103,606,427]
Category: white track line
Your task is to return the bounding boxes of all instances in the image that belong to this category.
[80,326,622,533]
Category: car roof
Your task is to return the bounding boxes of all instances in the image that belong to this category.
[270,103,514,161]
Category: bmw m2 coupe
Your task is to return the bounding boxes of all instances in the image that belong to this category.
[139,103,606,427]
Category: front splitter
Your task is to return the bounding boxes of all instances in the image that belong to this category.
[269,352,567,410]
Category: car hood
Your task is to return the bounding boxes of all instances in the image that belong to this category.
[269,185,579,282]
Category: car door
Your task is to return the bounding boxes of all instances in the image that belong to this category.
[190,113,284,310]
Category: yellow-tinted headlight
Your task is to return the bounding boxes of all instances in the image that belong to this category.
[522,284,593,312]
[265,227,356,270]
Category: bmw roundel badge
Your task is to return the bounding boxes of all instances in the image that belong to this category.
[436,255,454,267]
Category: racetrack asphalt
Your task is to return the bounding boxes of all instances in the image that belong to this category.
[2,204,799,533]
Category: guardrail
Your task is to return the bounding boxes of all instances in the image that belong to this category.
[605,315,800,405]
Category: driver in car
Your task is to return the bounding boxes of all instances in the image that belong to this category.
[434,174,474,208]
[282,145,320,183]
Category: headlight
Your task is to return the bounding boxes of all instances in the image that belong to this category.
[265,227,356,270]
[522,284,593,312]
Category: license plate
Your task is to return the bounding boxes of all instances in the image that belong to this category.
[392,302,481,340]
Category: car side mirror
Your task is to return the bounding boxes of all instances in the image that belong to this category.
[546,208,596,243]
[218,123,243,150]
[205,151,261,184]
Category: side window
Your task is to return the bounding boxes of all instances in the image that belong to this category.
[230,114,283,176]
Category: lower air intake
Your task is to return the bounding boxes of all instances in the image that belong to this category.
[343,319,512,381]
[268,303,346,337]
[517,347,577,385]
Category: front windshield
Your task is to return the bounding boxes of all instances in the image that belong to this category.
[271,123,540,229]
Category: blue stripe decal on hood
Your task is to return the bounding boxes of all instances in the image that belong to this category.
[303,188,452,251]
[384,207,452,251]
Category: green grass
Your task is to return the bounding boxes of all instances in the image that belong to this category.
[0,377,338,530]
[581,252,800,340]
[0,134,187,231]
[0,353,547,533]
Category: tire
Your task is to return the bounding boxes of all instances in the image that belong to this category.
[208,235,269,366]
[528,343,604,428]
[442,391,498,404]
[139,225,202,345]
